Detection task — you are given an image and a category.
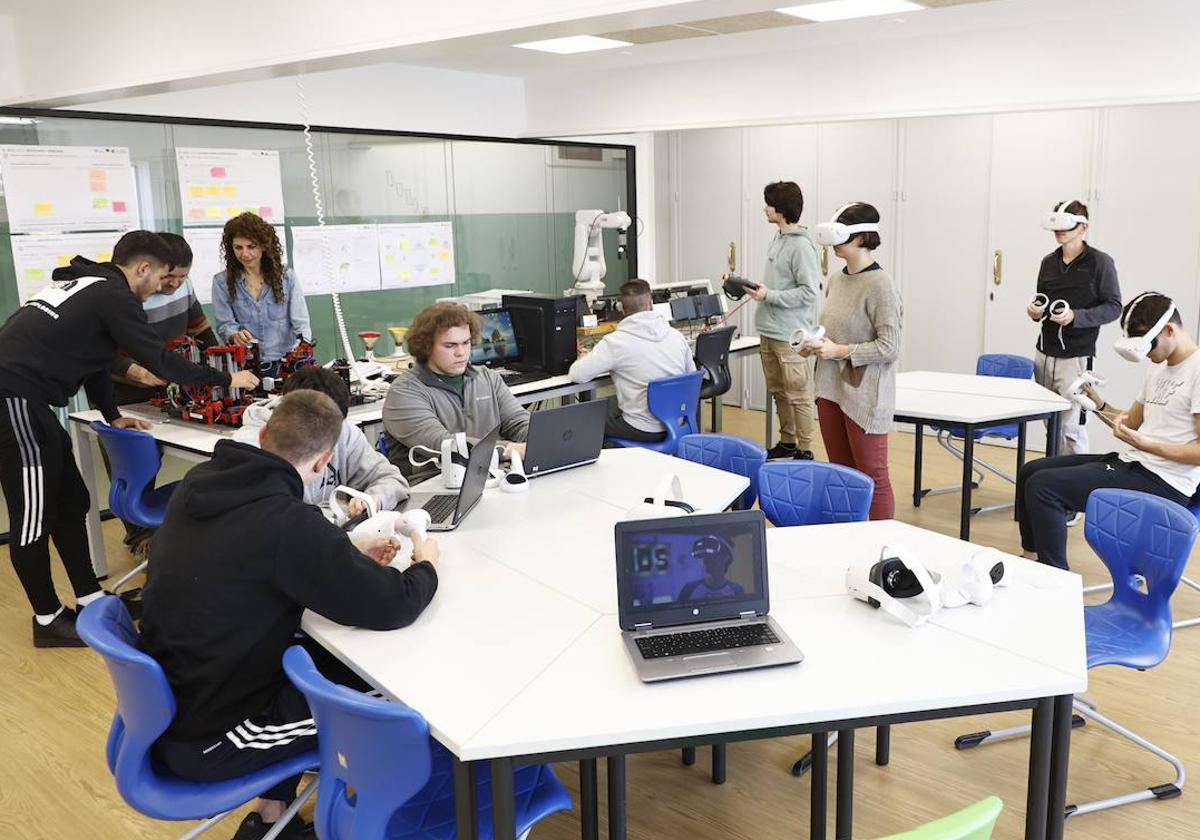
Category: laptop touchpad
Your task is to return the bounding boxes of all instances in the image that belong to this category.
[683,652,736,672]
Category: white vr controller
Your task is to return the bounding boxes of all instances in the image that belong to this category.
[1030,293,1069,320]
[1066,372,1106,412]
[940,547,1007,609]
[328,485,432,543]
[788,325,826,352]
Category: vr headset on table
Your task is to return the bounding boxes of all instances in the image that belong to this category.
[1114,292,1177,363]
[813,202,880,247]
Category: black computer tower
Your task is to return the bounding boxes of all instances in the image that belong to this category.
[502,293,580,375]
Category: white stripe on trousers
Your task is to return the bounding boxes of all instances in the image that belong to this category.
[226,716,317,751]
[5,398,44,546]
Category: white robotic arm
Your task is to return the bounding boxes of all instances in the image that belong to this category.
[571,209,631,302]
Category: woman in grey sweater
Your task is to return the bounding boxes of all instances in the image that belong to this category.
[799,203,902,520]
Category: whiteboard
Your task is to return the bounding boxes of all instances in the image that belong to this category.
[377,222,455,289]
[290,224,381,294]
[183,225,286,305]
[176,147,286,227]
[0,145,140,234]
[9,232,122,303]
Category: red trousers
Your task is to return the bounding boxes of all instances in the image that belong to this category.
[816,398,895,521]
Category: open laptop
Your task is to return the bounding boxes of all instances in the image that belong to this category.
[406,426,500,531]
[615,510,803,682]
[472,309,546,387]
[523,400,607,478]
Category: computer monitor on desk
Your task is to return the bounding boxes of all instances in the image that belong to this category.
[472,309,546,387]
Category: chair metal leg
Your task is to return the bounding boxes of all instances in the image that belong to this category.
[1084,577,1200,630]
[109,560,148,595]
[177,812,233,840]
[920,431,1019,506]
[792,732,838,777]
[955,714,1086,750]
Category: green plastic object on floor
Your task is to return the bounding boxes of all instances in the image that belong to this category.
[867,797,1003,840]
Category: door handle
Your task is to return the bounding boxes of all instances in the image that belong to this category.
[727,242,737,274]
[821,246,829,276]
[992,250,1003,286]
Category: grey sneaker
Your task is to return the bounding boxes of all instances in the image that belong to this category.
[1066,512,1083,527]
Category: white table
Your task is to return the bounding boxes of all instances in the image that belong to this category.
[303,452,1085,840]
[895,371,1072,542]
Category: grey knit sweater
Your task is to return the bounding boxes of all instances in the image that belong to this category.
[814,265,903,435]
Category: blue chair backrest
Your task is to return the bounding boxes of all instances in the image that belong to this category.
[91,421,163,524]
[1085,489,1197,630]
[758,461,874,526]
[283,646,432,840]
[677,433,766,510]
[647,370,704,447]
[975,354,1034,380]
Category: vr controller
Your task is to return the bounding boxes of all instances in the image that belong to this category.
[788,325,826,352]
[1030,293,1069,321]
[1066,372,1105,412]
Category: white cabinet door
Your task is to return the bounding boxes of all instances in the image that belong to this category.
[897,114,993,374]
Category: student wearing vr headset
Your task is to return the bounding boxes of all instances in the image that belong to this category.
[1026,200,1122,460]
[798,202,902,521]
[1017,292,1200,570]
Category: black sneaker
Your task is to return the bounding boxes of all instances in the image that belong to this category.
[32,609,86,648]
[231,812,312,840]
[766,441,798,460]
[119,588,144,622]
[795,450,815,461]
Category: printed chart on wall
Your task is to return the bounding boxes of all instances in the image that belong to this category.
[0,145,140,234]
[9,232,121,303]
[176,148,286,227]
[183,226,287,305]
[290,224,382,294]
[377,222,455,289]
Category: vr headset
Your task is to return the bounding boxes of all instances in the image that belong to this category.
[722,274,759,301]
[813,203,880,247]
[1041,200,1089,232]
[1114,292,1176,363]
[845,545,941,628]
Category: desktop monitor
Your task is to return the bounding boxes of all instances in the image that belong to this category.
[473,309,521,365]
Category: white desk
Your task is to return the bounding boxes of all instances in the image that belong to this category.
[303,454,1085,840]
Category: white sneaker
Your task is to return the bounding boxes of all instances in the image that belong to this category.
[1066,512,1083,527]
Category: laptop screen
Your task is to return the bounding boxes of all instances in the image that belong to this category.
[473,309,520,364]
[614,510,769,631]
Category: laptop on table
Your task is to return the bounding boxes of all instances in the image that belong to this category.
[406,426,500,531]
[615,510,803,682]
[523,400,608,478]
[473,309,546,387]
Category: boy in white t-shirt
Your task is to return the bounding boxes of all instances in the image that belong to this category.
[1016,292,1200,570]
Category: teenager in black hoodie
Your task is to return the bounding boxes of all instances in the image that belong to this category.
[141,390,438,840]
[0,231,260,647]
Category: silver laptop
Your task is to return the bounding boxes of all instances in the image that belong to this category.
[615,510,803,682]
[406,426,500,532]
[523,400,607,478]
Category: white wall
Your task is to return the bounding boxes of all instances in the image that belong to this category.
[0,16,18,104]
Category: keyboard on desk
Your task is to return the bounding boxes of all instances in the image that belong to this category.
[634,622,779,660]
[419,494,459,523]
[496,369,548,387]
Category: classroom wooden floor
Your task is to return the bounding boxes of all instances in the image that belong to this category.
[3,406,1198,839]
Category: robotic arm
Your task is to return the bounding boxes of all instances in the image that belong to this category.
[570,209,632,302]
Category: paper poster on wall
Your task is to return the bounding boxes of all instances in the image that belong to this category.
[0,145,140,234]
[176,147,286,227]
[183,225,286,305]
[9,231,121,303]
[289,224,382,294]
[377,222,455,289]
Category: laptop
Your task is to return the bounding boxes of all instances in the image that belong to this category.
[406,426,500,531]
[472,308,546,387]
[615,510,803,682]
[523,400,608,478]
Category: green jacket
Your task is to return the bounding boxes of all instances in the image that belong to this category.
[755,226,821,342]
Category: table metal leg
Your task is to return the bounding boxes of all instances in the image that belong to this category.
[875,725,890,766]
[711,743,726,785]
[1047,694,1074,840]
[835,728,855,840]
[1024,697,1054,840]
[70,423,108,578]
[1047,413,1063,458]
[912,422,924,507]
[681,746,696,766]
[711,397,723,433]
[811,731,829,840]
[491,757,517,840]
[606,754,627,840]
[580,758,599,840]
[453,758,478,840]
[1015,421,1028,521]
[959,429,975,541]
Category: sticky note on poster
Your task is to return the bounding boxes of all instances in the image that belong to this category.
[210,167,227,178]
[34,203,53,216]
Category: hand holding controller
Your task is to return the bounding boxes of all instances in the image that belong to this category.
[788,325,827,352]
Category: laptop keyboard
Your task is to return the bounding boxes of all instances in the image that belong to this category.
[420,494,458,523]
[635,622,779,659]
[498,370,547,387]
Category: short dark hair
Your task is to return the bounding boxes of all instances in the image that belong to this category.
[764,181,805,224]
[619,279,652,314]
[262,390,343,464]
[1122,292,1182,336]
[836,203,882,250]
[158,232,193,269]
[281,365,351,418]
[1053,200,1089,220]
[112,231,174,268]
[406,303,480,365]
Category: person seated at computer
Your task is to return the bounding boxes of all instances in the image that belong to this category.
[567,279,696,444]
[678,535,745,602]
[141,390,439,840]
[1017,292,1200,571]
[237,366,408,516]
[383,302,530,479]
[212,212,311,375]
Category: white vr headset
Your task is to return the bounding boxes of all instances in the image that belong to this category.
[813,203,880,247]
[845,545,942,628]
[1041,200,1089,232]
[1114,292,1177,363]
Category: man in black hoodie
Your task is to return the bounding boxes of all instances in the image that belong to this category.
[141,390,438,840]
[0,230,260,648]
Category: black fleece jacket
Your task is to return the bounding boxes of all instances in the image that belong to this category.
[140,440,438,741]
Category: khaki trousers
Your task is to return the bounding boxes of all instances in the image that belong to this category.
[759,336,817,450]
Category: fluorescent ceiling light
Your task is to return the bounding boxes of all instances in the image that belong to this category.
[777,0,925,23]
[513,35,632,54]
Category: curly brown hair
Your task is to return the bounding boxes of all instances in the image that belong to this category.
[405,303,480,365]
[221,212,286,303]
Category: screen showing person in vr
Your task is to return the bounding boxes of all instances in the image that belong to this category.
[678,535,745,602]
[627,528,756,607]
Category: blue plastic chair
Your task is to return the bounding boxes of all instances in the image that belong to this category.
[605,370,703,455]
[92,420,179,592]
[757,461,874,527]
[677,433,766,510]
[282,646,571,840]
[77,597,318,838]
